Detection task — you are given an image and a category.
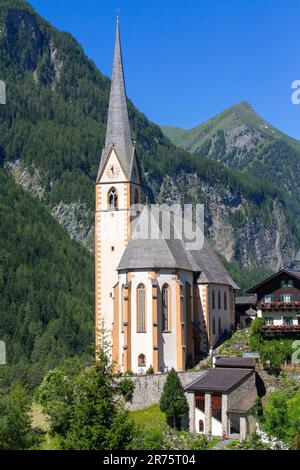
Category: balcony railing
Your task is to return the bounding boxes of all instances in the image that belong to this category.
[259,301,300,310]
[261,325,300,334]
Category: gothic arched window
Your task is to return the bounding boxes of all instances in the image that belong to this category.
[162,284,170,332]
[218,290,221,309]
[137,284,146,332]
[134,188,139,205]
[212,318,216,335]
[108,187,118,210]
[224,292,227,310]
[138,353,146,368]
[212,290,215,309]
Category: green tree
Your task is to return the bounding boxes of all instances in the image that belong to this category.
[251,397,264,422]
[36,358,82,436]
[262,391,288,445]
[160,369,188,429]
[38,351,135,450]
[0,382,41,450]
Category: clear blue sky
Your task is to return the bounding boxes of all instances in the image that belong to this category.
[30,0,300,139]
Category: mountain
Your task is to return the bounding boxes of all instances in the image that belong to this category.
[0,1,298,273]
[0,169,94,389]
[161,102,300,221]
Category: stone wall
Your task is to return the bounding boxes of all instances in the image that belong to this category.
[227,370,256,409]
[126,370,205,411]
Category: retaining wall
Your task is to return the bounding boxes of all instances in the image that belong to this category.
[126,370,205,411]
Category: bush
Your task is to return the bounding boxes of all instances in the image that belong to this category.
[146,365,154,375]
[119,378,135,402]
[0,383,42,450]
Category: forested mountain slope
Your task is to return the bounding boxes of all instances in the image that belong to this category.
[0,170,94,388]
[0,1,299,271]
[161,102,300,221]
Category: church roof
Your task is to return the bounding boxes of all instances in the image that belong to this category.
[97,18,134,182]
[117,207,239,289]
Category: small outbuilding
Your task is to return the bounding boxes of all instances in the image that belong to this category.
[185,358,257,441]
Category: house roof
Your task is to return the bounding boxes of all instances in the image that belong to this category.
[235,295,257,305]
[214,357,256,369]
[245,308,257,317]
[97,18,134,182]
[117,208,239,289]
[247,268,300,293]
[185,368,253,393]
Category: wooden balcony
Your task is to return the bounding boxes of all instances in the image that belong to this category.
[260,324,300,336]
[259,301,300,310]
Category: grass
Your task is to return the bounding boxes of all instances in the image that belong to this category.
[218,329,251,356]
[31,402,61,450]
[31,402,49,433]
[130,404,166,433]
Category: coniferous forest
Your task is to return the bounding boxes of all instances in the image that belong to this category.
[0,0,299,388]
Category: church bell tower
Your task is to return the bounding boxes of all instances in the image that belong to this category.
[95,18,142,352]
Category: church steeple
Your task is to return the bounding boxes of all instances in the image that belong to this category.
[97,17,134,182]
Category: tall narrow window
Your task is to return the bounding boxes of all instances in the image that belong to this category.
[218,290,221,309]
[224,292,227,310]
[218,317,221,335]
[134,188,139,205]
[212,318,216,335]
[108,187,118,210]
[212,290,215,309]
[162,284,170,332]
[137,284,146,332]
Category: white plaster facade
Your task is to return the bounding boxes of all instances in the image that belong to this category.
[257,308,300,325]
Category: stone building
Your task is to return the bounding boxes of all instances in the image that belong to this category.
[185,357,257,441]
[95,18,238,374]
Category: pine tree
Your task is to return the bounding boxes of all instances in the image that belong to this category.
[159,368,189,429]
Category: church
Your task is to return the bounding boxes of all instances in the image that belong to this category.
[95,19,238,374]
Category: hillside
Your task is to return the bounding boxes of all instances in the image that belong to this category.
[161,102,300,221]
[0,1,299,273]
[0,169,94,389]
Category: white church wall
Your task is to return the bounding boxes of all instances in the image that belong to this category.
[209,284,231,348]
[130,271,154,373]
[178,270,194,363]
[117,272,126,371]
[157,270,177,371]
[97,149,130,339]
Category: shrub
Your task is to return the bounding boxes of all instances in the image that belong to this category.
[119,378,135,402]
[146,365,154,375]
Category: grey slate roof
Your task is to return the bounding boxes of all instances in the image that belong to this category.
[118,207,238,289]
[97,18,134,182]
[245,308,257,317]
[214,357,256,369]
[235,295,257,305]
[185,368,253,393]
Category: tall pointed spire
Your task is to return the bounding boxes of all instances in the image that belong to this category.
[97,17,134,181]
